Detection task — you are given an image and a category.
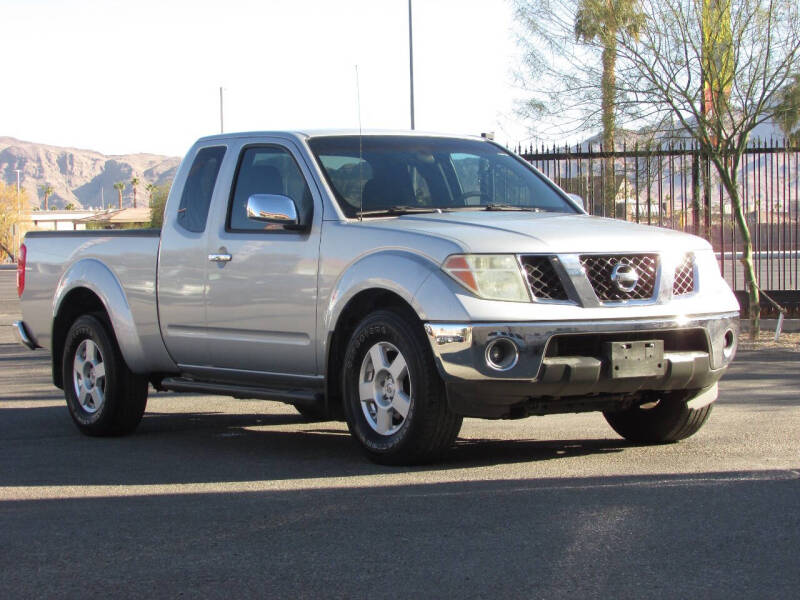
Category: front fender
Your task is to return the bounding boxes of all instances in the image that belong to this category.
[324,250,440,333]
[53,259,148,373]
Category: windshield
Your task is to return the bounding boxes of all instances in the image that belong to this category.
[307,135,577,218]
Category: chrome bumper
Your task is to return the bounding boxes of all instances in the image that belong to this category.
[425,312,739,385]
[13,320,39,350]
[425,312,738,418]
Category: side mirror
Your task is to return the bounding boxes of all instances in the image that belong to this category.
[567,193,585,211]
[246,194,299,226]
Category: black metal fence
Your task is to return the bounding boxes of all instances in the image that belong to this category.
[520,141,800,303]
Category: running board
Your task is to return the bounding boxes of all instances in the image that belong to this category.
[159,377,320,406]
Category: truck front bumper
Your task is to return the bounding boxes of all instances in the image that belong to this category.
[424,312,739,418]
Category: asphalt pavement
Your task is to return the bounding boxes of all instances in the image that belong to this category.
[1,270,798,599]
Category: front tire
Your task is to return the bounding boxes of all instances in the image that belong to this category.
[603,389,714,443]
[342,309,462,465]
[62,314,149,436]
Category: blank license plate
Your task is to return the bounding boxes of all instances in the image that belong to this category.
[604,340,666,379]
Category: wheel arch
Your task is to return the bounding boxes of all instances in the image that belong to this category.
[51,259,148,388]
[324,288,421,417]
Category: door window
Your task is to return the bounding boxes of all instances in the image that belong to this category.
[228,146,313,231]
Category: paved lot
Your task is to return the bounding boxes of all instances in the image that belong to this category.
[1,269,798,598]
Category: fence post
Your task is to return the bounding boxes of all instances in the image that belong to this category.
[692,144,701,236]
[704,147,712,241]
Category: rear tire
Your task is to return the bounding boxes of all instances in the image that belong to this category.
[603,389,713,443]
[62,314,149,436]
[342,309,462,465]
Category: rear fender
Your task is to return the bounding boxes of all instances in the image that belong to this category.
[53,259,148,373]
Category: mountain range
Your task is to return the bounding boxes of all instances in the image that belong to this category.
[0,137,180,210]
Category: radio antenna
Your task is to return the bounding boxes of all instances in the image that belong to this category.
[355,64,364,221]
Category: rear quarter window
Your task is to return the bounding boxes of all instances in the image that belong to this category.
[176,146,226,233]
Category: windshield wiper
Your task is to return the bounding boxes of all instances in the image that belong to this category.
[356,206,451,217]
[483,204,544,212]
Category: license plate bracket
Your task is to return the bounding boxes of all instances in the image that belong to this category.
[604,340,666,379]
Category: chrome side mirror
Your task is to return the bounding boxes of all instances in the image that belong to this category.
[246,194,299,226]
[567,193,585,211]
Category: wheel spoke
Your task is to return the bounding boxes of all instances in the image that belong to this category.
[85,340,99,364]
[75,379,86,405]
[375,406,393,434]
[369,344,390,371]
[388,352,407,382]
[73,346,87,372]
[90,386,103,410]
[359,379,375,403]
[391,391,411,418]
[93,362,105,380]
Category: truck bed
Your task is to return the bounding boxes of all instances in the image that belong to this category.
[20,229,174,374]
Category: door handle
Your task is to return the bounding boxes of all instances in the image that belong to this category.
[208,253,232,263]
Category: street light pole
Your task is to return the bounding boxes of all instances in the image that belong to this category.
[220,86,224,134]
[408,0,415,130]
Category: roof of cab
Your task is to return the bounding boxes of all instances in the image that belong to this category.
[195,129,488,145]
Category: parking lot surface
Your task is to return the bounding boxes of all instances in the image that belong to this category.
[1,270,798,598]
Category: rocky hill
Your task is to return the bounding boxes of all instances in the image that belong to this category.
[0,137,180,210]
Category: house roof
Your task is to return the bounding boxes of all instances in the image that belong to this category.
[76,207,151,223]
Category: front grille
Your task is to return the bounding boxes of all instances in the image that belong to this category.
[580,254,658,301]
[673,254,695,296]
[519,256,569,301]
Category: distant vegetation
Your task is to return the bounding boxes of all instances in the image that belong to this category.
[148,182,172,229]
[0,180,30,261]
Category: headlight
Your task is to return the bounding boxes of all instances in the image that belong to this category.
[442,254,530,302]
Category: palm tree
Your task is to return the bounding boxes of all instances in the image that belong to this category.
[130,176,140,209]
[113,181,125,209]
[776,73,800,144]
[39,184,54,210]
[146,183,155,207]
[575,0,644,216]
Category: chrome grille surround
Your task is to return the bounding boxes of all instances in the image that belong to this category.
[519,255,569,301]
[579,254,659,302]
[673,253,696,296]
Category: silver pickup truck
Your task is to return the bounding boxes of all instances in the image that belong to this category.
[14,131,739,464]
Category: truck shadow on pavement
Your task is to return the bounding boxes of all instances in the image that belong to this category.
[2,346,796,488]
[0,402,628,488]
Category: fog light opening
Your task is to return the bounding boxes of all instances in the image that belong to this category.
[722,329,736,358]
[485,338,519,371]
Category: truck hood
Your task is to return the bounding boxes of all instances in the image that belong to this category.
[357,211,711,255]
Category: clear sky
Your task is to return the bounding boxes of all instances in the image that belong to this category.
[1,0,534,157]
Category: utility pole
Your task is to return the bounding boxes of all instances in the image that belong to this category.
[13,169,21,260]
[220,86,224,134]
[408,0,415,130]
